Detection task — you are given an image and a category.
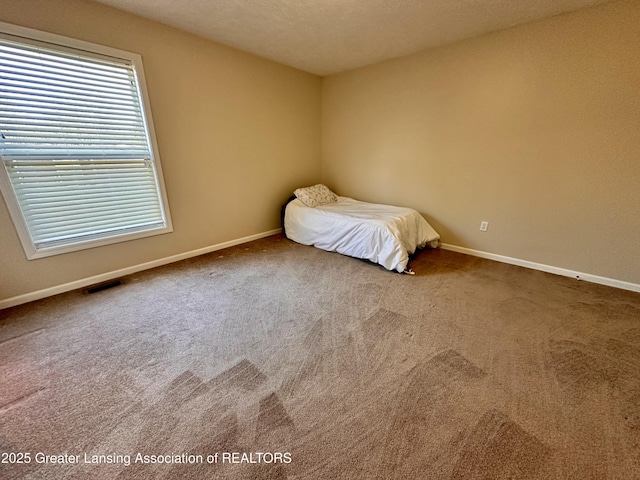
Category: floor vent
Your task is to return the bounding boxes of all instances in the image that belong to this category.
[85,279,122,294]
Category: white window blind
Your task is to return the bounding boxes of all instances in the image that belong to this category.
[0,25,172,258]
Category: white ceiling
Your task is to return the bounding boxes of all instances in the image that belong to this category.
[91,0,614,76]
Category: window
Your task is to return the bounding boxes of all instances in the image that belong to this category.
[0,22,172,259]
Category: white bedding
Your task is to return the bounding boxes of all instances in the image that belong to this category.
[284,196,440,272]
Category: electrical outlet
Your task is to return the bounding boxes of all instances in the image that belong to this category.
[480,221,489,232]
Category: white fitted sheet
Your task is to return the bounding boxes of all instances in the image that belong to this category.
[284,196,440,272]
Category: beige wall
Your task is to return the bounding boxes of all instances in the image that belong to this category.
[0,0,321,302]
[322,0,640,285]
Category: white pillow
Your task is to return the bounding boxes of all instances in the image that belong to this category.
[294,184,338,208]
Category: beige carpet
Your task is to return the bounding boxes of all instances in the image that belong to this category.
[1,234,639,479]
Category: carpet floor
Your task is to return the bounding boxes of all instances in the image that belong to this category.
[1,234,639,479]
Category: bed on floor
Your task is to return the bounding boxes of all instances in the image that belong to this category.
[283,184,440,273]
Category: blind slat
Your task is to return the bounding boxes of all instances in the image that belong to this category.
[1,97,141,117]
[34,220,164,248]
[26,198,160,216]
[1,86,142,109]
[20,194,160,216]
[0,75,137,103]
[11,166,155,177]
[30,212,162,234]
[1,55,132,82]
[0,42,132,74]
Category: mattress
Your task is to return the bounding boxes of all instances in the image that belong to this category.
[284,196,440,272]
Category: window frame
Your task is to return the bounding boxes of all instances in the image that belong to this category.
[0,21,172,259]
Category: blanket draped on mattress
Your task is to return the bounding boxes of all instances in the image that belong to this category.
[284,196,439,272]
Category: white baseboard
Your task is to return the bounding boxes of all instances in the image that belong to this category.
[440,243,640,293]
[4,232,636,310]
[0,228,282,310]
